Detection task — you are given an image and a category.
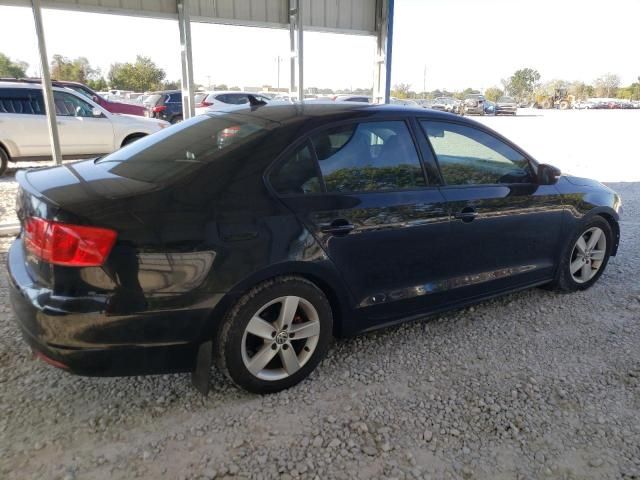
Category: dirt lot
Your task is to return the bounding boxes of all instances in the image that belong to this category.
[0,110,639,480]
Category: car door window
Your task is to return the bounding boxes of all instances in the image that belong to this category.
[270,143,322,195]
[310,121,425,193]
[421,121,532,185]
[0,88,44,115]
[53,91,94,117]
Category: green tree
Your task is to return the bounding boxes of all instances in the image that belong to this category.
[484,87,503,102]
[0,52,28,78]
[594,73,620,98]
[213,83,228,90]
[87,77,108,91]
[508,68,541,102]
[108,56,166,92]
[162,80,180,90]
[392,83,411,99]
[50,55,97,83]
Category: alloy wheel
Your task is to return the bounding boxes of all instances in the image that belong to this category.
[241,296,320,381]
[569,227,607,284]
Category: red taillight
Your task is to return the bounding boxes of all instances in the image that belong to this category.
[220,126,240,139]
[24,217,117,267]
[152,105,166,113]
[196,100,213,108]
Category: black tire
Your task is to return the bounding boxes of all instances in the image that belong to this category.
[170,115,183,124]
[550,216,613,293]
[214,276,333,394]
[121,134,146,147]
[0,147,8,176]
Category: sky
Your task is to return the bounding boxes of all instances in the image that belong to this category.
[0,0,638,92]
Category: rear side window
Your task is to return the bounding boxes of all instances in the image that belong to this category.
[311,121,425,193]
[270,143,321,195]
[0,88,44,115]
[168,93,182,103]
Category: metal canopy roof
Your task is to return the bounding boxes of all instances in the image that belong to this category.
[3,0,378,35]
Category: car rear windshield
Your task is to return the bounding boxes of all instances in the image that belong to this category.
[144,94,163,106]
[96,114,275,184]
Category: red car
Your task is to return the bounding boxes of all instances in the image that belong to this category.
[54,81,146,116]
[5,78,145,116]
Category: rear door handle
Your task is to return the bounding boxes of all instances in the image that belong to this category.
[454,207,478,223]
[321,219,355,236]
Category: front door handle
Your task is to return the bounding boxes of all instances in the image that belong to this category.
[321,219,355,236]
[454,207,478,223]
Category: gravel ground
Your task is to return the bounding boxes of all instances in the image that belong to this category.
[0,117,639,479]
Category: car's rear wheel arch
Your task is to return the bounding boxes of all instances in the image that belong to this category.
[203,266,350,343]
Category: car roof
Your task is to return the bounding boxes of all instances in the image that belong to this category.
[0,81,83,93]
[203,102,473,125]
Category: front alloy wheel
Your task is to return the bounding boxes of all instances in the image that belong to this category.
[550,216,613,292]
[569,227,607,284]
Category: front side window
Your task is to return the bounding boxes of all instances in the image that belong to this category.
[421,121,532,185]
[53,91,95,117]
[311,121,425,193]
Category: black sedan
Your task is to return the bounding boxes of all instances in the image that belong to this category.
[8,103,622,394]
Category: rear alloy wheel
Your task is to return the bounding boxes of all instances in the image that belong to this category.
[215,276,332,393]
[551,216,612,292]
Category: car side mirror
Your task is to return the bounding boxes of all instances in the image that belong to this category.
[92,108,104,118]
[537,163,561,185]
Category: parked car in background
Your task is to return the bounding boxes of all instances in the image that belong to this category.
[0,82,168,175]
[391,98,419,106]
[495,96,518,115]
[194,91,272,115]
[332,94,371,103]
[431,96,460,114]
[462,94,486,115]
[0,78,146,116]
[484,100,496,115]
[144,90,185,123]
[7,103,621,394]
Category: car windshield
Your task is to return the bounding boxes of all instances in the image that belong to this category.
[498,97,515,103]
[95,114,275,184]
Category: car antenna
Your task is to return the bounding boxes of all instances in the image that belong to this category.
[247,94,267,107]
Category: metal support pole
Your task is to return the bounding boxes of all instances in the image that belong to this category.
[31,0,62,164]
[373,0,394,104]
[297,1,303,103]
[289,0,303,102]
[178,0,195,119]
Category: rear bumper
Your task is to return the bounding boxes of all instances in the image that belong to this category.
[496,106,517,114]
[7,239,200,376]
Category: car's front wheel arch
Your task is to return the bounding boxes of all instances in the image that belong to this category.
[120,133,147,148]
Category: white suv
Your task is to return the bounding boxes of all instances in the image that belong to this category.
[0,82,169,175]
[194,91,272,116]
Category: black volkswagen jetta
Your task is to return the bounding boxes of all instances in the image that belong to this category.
[8,103,621,394]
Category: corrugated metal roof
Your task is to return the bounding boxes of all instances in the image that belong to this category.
[1,0,378,35]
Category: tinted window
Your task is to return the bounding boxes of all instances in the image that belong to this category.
[217,94,248,105]
[53,91,94,117]
[96,114,272,184]
[168,93,182,103]
[67,85,93,99]
[421,121,532,185]
[270,143,321,195]
[311,121,425,193]
[0,88,44,115]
